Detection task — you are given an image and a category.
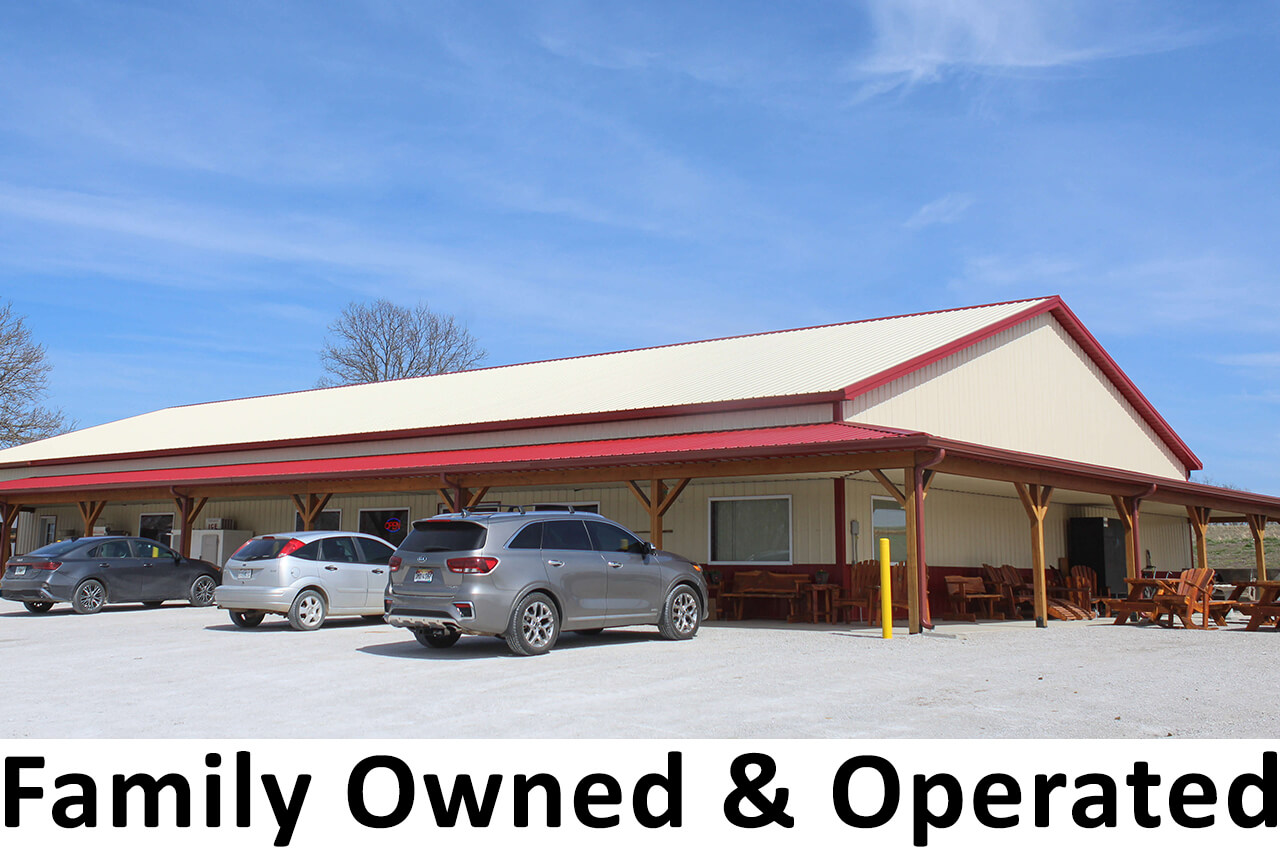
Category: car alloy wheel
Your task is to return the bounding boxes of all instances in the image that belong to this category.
[505,592,560,656]
[23,601,53,614]
[671,590,698,634]
[72,580,106,615]
[522,600,555,647]
[658,583,700,641]
[189,574,217,607]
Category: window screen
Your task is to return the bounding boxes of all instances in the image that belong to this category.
[709,497,791,563]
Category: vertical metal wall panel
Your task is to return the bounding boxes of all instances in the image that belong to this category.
[849,315,1187,479]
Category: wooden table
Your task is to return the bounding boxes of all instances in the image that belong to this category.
[803,583,841,623]
[1228,580,1280,631]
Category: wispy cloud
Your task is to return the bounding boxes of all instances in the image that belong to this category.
[903,193,974,229]
[852,0,1203,98]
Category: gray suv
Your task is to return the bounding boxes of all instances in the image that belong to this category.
[384,510,708,655]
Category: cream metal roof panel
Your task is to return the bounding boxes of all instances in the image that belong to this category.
[0,298,1048,464]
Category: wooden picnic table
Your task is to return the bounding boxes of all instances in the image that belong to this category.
[1228,580,1280,631]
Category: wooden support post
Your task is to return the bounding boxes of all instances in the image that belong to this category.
[77,500,107,538]
[0,502,18,568]
[1247,514,1268,582]
[904,466,921,634]
[628,478,690,551]
[291,493,332,530]
[1111,493,1147,578]
[171,492,208,558]
[1015,483,1054,628]
[1186,506,1211,569]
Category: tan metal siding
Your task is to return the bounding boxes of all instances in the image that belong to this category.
[848,314,1187,479]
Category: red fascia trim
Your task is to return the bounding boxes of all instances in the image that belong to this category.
[841,296,1202,472]
[0,424,927,494]
[19,392,848,469]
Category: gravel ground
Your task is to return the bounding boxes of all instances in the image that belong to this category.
[2,601,1275,739]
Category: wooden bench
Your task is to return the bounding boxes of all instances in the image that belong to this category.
[719,570,809,621]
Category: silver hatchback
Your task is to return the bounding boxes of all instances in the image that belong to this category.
[384,510,708,655]
[214,531,396,630]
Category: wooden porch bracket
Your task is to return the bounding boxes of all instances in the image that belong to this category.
[291,493,333,531]
[1186,505,1211,569]
[170,490,209,558]
[627,478,691,550]
[869,469,905,506]
[437,479,489,514]
[1247,513,1269,582]
[78,500,107,538]
[1014,482,1054,628]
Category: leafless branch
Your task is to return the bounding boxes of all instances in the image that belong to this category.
[318,299,487,386]
[0,301,75,448]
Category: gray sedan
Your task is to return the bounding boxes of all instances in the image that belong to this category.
[1,537,220,614]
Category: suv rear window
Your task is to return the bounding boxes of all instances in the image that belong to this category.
[230,538,300,561]
[399,521,487,553]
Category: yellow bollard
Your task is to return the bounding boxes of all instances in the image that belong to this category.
[879,537,893,639]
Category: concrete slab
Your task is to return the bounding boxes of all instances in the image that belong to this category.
[2,602,1276,738]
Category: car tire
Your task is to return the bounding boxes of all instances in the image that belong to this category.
[574,628,604,636]
[505,592,559,656]
[287,590,327,631]
[71,579,107,615]
[657,583,700,641]
[228,609,265,629]
[142,601,164,608]
[188,574,217,607]
[413,627,461,649]
[23,601,53,614]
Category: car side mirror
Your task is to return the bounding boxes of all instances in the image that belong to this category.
[644,542,656,555]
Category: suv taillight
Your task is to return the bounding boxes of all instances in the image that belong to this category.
[389,556,402,573]
[447,556,498,574]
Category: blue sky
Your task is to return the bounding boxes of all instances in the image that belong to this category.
[1,1,1278,491]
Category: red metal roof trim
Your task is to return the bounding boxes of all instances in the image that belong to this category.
[0,423,919,493]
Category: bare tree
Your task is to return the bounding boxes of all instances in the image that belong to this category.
[318,299,487,386]
[0,301,74,448]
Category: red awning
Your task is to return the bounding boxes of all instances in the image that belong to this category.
[0,422,919,493]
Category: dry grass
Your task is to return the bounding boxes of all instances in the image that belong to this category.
[1206,522,1279,569]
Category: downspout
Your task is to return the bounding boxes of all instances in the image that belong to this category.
[915,448,946,631]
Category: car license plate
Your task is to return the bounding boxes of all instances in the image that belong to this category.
[11,566,26,576]
[233,569,253,580]
[414,569,433,583]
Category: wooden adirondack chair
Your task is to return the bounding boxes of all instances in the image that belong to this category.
[868,562,910,626]
[981,564,1033,618]
[1151,568,1234,629]
[833,560,880,625]
[1049,565,1097,616]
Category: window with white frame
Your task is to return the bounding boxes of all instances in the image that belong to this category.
[709,495,791,564]
[871,496,907,563]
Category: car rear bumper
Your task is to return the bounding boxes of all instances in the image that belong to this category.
[213,584,297,613]
[1,579,72,603]
[385,589,505,635]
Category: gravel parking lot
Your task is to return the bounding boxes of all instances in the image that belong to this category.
[3,602,1277,739]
